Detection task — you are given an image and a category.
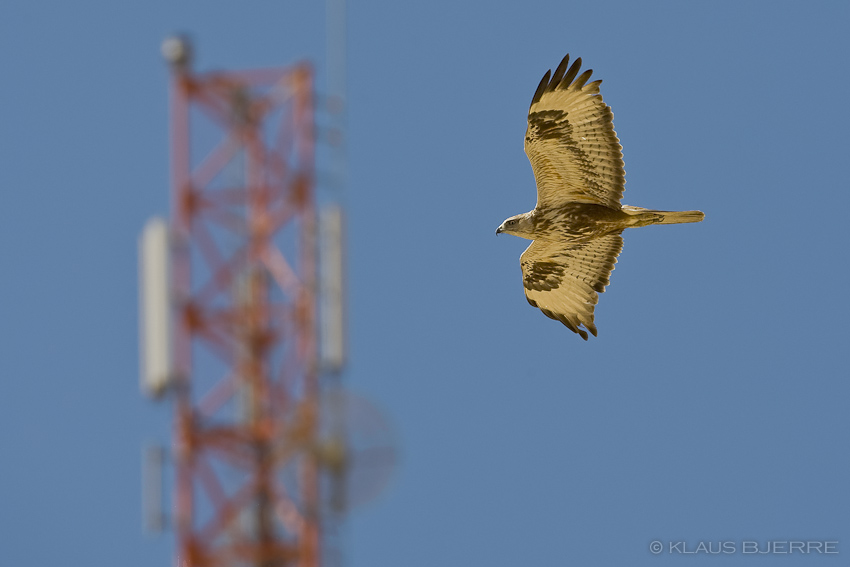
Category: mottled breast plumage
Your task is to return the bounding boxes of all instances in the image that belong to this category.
[531,203,631,241]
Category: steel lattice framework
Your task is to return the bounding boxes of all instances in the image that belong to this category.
[166,47,322,567]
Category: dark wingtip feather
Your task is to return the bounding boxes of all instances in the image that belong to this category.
[559,57,582,90]
[585,79,603,94]
[548,54,570,92]
[538,306,593,340]
[531,55,600,104]
[530,69,551,107]
[573,69,594,90]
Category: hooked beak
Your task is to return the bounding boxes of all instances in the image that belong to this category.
[496,225,503,235]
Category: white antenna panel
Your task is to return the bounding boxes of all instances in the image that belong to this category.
[139,217,173,398]
[320,206,346,373]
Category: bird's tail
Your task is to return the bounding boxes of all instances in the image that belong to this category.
[622,205,705,227]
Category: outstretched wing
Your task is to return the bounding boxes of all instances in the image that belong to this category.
[520,234,623,340]
[525,54,625,211]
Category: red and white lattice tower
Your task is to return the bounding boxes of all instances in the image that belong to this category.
[147,36,328,567]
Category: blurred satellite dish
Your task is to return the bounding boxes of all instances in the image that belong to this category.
[313,388,396,512]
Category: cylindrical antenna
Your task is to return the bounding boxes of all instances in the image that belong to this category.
[320,206,346,373]
[139,217,173,398]
[142,444,167,532]
[325,0,347,193]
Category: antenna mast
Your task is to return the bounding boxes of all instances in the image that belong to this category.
[156,36,324,567]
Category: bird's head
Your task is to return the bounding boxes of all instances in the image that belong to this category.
[496,213,534,239]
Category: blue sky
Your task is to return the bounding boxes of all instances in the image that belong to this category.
[1,1,849,565]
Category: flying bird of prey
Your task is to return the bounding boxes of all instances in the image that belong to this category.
[496,54,704,340]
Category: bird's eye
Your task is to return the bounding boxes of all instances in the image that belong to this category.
[508,220,517,225]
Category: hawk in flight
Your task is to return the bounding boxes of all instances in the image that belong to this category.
[496,54,704,339]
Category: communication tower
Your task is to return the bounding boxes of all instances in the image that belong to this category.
[141,36,343,567]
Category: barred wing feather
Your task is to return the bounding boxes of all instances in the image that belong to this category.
[525,54,625,211]
[520,234,624,340]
